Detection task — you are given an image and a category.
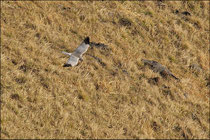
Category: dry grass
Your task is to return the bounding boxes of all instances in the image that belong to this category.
[1,1,209,139]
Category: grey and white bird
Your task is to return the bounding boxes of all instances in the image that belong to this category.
[62,37,90,67]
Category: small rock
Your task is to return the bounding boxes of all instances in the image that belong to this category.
[175,9,179,14]
[11,60,17,65]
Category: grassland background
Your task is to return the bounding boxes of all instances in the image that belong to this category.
[1,1,209,139]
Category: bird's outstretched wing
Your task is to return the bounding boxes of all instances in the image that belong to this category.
[62,51,72,56]
[63,55,79,67]
[72,37,90,57]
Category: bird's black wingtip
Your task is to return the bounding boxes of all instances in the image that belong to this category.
[63,64,72,67]
[84,36,90,44]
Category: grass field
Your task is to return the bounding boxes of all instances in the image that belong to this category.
[1,1,209,139]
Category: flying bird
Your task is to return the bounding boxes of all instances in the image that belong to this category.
[62,37,90,67]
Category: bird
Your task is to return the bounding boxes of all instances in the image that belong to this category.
[62,37,109,67]
[141,59,180,81]
[62,37,90,67]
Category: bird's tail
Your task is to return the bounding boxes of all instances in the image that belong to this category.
[62,51,72,56]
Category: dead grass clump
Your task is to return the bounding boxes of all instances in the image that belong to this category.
[1,1,209,139]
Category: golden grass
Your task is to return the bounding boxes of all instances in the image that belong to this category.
[1,1,209,139]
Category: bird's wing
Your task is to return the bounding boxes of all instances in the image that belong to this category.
[65,55,79,67]
[73,42,89,57]
[62,51,72,56]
